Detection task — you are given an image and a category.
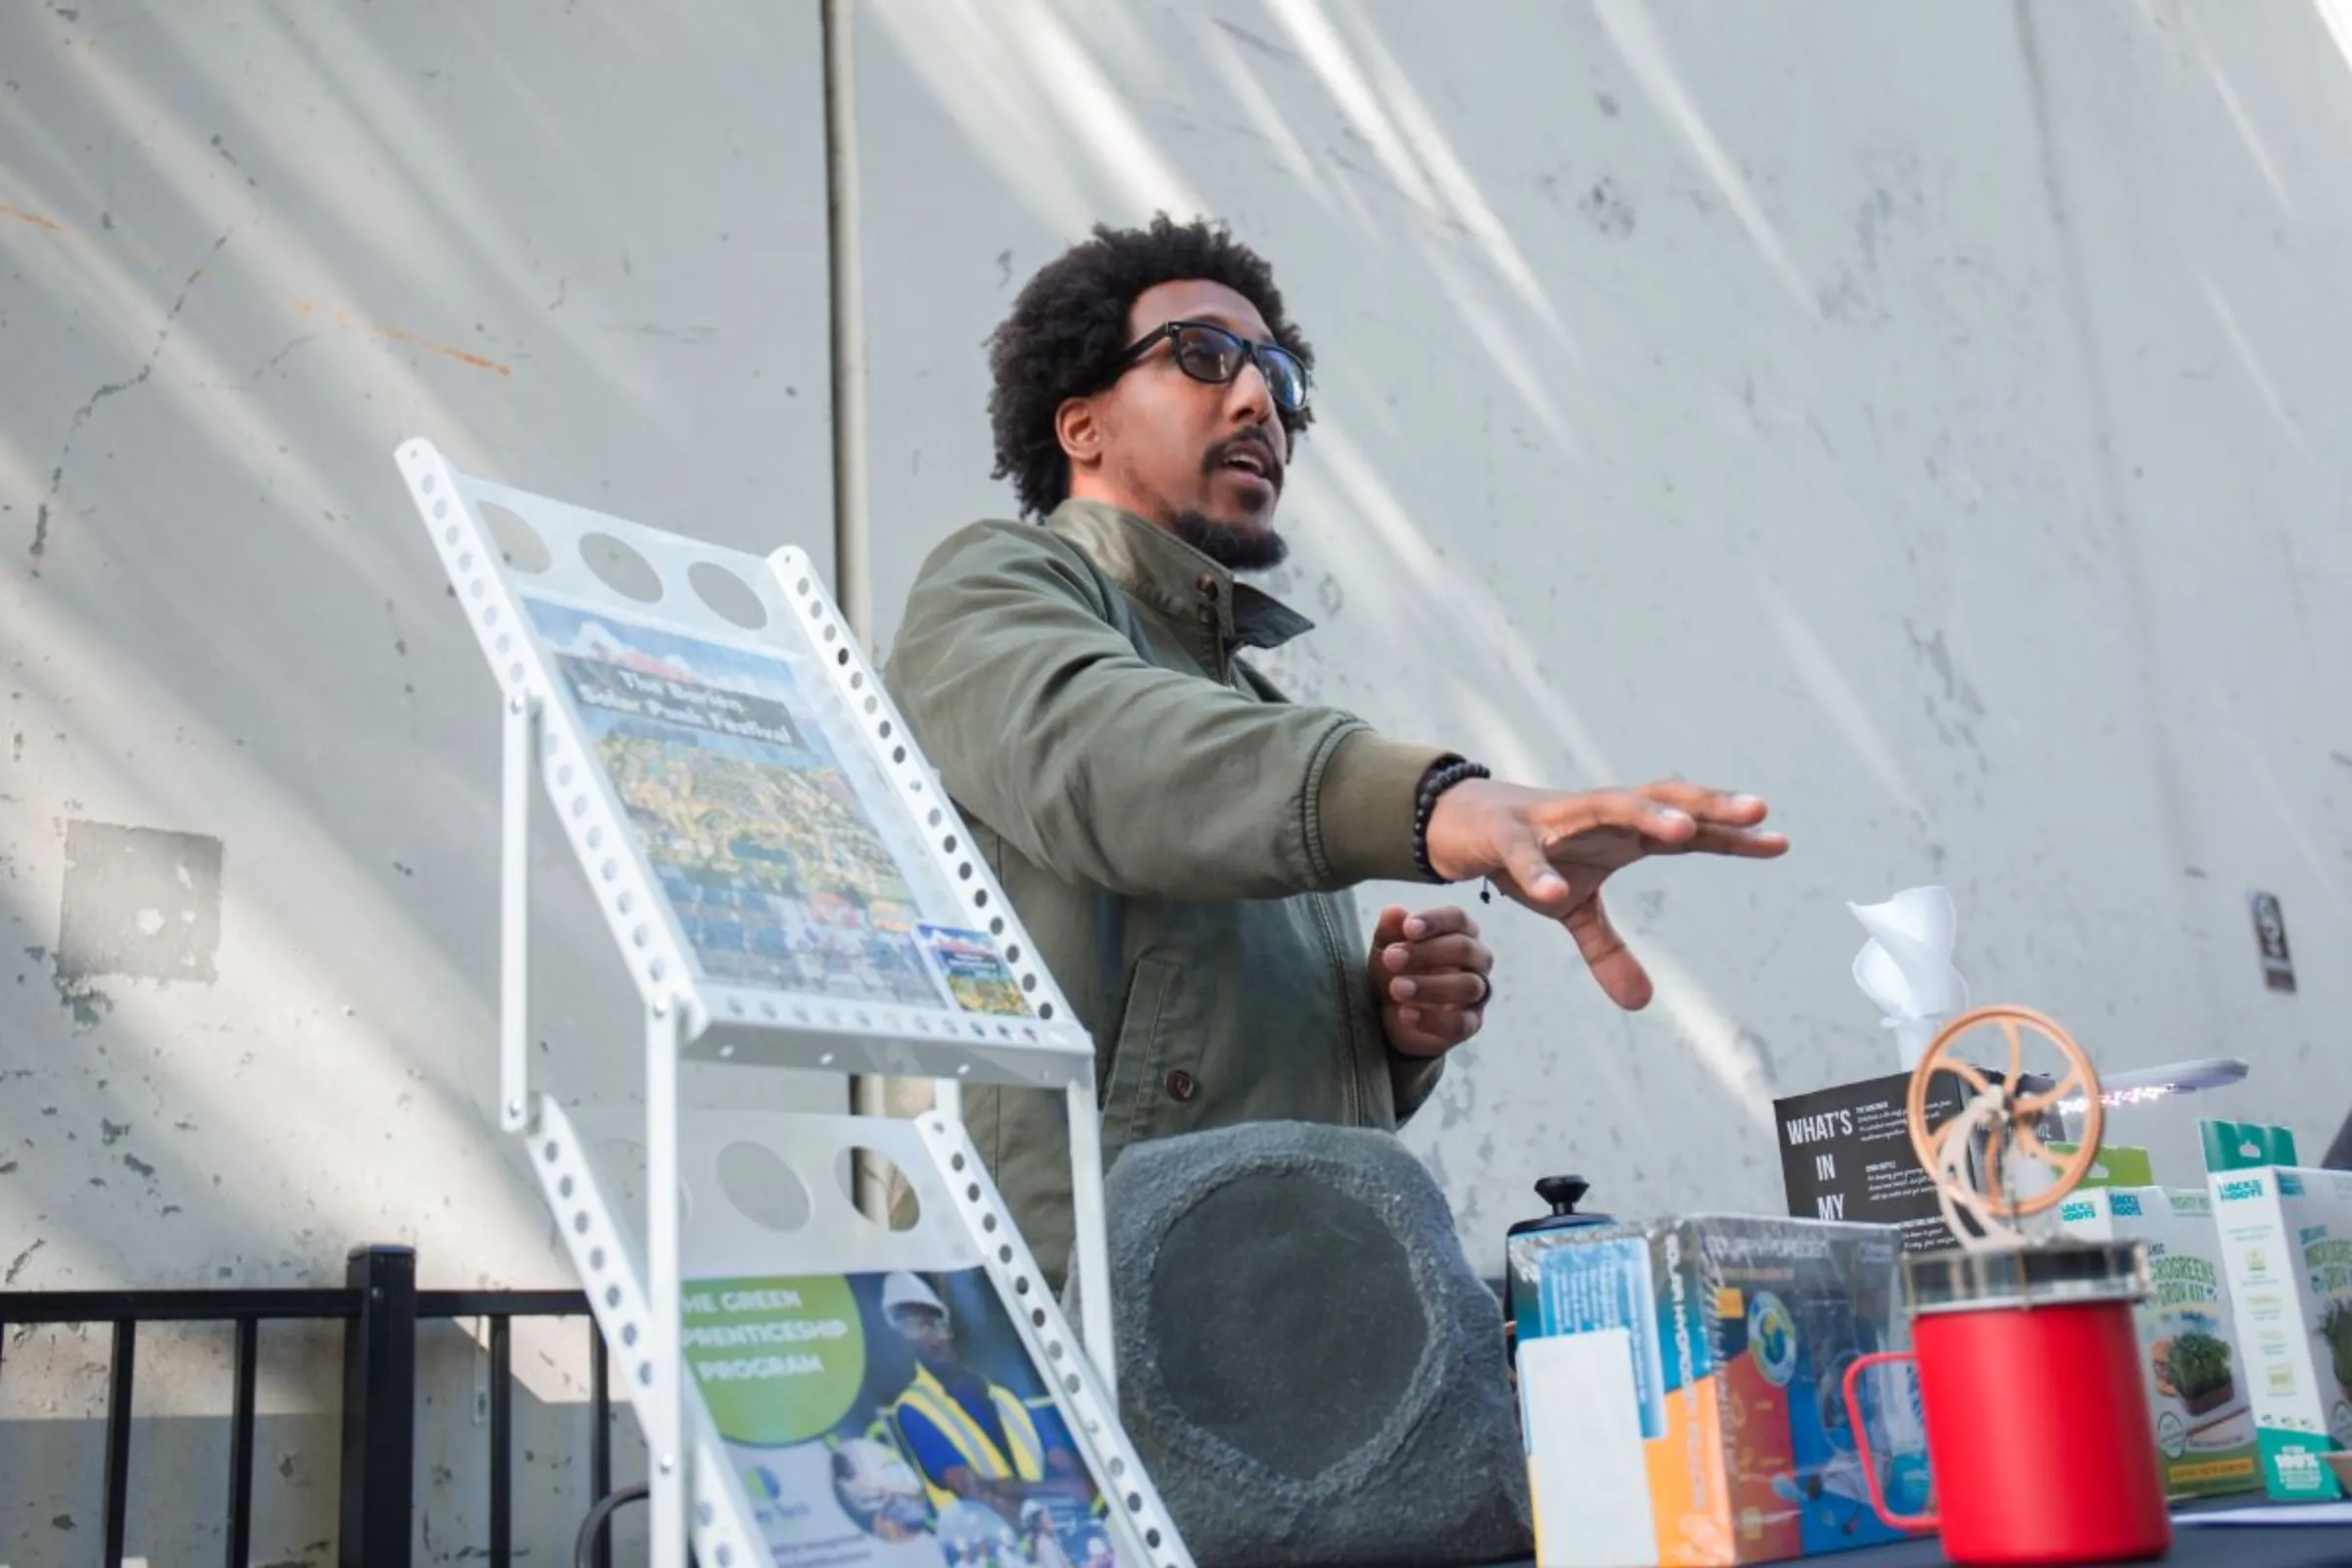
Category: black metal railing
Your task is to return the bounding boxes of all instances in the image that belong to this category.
[0,1242,616,1567]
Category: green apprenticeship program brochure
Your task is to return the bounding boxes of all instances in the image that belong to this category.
[686,1268,1119,1568]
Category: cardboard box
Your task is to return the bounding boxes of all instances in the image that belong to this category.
[2204,1119,2352,1502]
[2050,1143,2158,1191]
[2056,1187,2260,1498]
[1511,1216,1924,1566]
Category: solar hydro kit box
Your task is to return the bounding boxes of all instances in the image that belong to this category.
[1510,1216,1924,1567]
[2055,1187,2259,1499]
[2204,1119,2352,1502]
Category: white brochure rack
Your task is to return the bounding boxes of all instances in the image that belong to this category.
[395,440,1182,1568]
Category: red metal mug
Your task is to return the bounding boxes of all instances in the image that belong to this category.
[1841,1242,2171,1565]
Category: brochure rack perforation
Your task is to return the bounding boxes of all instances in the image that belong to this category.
[397,440,1180,1568]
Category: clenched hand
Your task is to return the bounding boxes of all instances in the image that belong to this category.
[1370,904,1494,1058]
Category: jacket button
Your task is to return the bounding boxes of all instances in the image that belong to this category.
[1195,604,1217,625]
[1196,572,1219,600]
[1164,1069,1199,1102]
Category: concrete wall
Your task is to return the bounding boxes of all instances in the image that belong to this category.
[4,0,2351,1557]
[855,0,2352,1253]
[0,1,836,1557]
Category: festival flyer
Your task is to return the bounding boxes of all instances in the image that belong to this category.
[917,924,1031,1018]
[685,1268,1119,1568]
[521,594,1024,1018]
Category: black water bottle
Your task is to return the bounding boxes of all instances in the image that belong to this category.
[1503,1175,1612,1362]
[1510,1175,1601,1241]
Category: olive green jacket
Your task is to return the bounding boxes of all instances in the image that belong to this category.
[883,499,1450,1287]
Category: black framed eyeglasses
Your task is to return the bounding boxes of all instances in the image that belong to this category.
[1107,319,1312,414]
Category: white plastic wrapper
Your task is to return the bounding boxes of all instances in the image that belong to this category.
[1849,885,1970,1070]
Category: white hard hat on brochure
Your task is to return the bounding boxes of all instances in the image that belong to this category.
[881,1270,949,1318]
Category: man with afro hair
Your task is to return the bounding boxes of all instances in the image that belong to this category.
[885,215,1786,1286]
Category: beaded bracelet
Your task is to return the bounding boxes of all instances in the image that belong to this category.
[1411,756,1493,882]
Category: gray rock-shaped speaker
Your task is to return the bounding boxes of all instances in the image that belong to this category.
[1098,1121,1531,1567]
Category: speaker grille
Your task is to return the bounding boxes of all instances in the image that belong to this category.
[1149,1171,1429,1478]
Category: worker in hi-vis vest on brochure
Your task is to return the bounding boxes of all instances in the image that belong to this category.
[881,1271,1094,1526]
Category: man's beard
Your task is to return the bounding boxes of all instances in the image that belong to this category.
[1173,510,1289,571]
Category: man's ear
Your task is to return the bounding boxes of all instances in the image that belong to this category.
[1055,395,1103,477]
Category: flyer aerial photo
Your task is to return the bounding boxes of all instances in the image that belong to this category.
[521,594,1028,1017]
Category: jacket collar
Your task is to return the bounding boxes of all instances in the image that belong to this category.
[1046,498,1314,651]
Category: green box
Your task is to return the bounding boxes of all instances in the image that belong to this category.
[2204,1119,2352,1502]
[2056,1187,2259,1498]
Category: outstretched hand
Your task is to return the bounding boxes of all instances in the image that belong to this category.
[1422,778,1788,1010]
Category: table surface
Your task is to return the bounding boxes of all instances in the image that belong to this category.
[1484,1501,2352,1568]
